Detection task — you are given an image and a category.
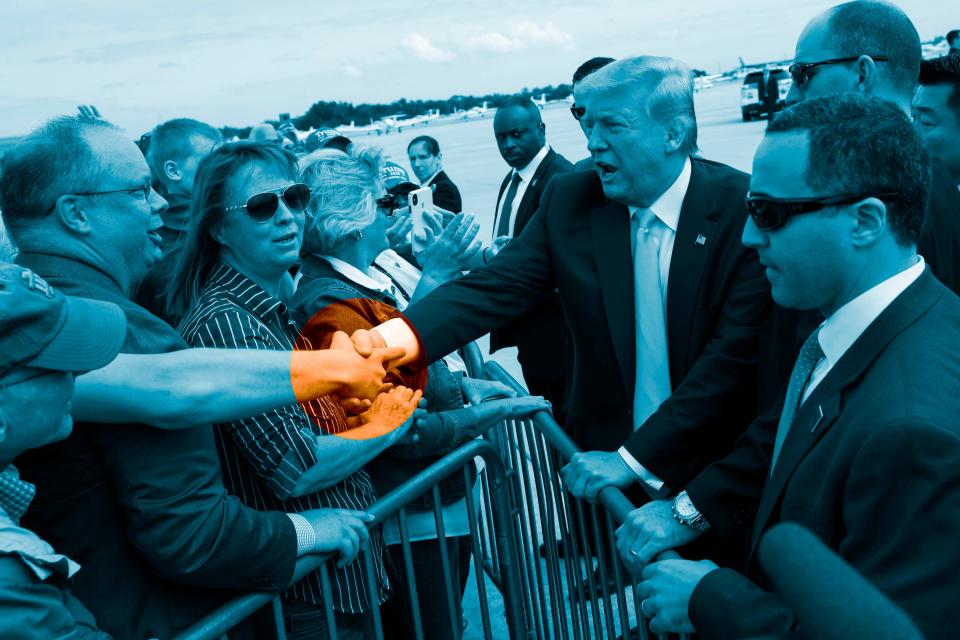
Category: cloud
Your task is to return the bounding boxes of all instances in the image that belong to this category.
[466,20,574,54]
[401,34,455,62]
[341,64,362,78]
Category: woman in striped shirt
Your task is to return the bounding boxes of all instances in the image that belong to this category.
[167,141,421,640]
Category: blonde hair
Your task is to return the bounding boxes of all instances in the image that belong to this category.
[579,55,699,154]
[299,145,385,256]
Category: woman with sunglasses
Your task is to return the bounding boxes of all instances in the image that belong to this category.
[167,141,422,640]
[292,145,550,640]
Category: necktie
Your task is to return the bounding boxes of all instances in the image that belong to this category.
[632,208,672,428]
[495,172,523,238]
[769,328,825,474]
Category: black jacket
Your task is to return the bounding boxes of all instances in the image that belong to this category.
[426,170,462,213]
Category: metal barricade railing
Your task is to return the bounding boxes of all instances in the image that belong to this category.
[477,360,688,640]
[174,439,528,640]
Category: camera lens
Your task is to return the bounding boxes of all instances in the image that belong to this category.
[412,195,418,205]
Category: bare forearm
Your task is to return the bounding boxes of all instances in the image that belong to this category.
[291,428,409,495]
[74,349,350,429]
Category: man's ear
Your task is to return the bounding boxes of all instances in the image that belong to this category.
[855,55,881,94]
[53,195,93,235]
[850,197,887,248]
[162,159,181,183]
[663,119,686,154]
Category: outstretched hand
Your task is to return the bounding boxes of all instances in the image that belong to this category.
[327,330,404,400]
[616,500,702,573]
[340,386,423,440]
[416,212,481,280]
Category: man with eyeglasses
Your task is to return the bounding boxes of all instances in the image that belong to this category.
[613,93,960,640]
[783,0,960,296]
[0,116,408,639]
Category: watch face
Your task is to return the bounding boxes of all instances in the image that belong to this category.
[676,495,697,518]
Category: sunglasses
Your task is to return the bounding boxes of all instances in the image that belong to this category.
[570,104,586,121]
[375,194,403,215]
[788,55,888,88]
[745,192,901,231]
[224,183,311,222]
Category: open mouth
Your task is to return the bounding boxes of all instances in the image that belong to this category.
[274,231,298,245]
[147,230,163,245]
[595,161,618,177]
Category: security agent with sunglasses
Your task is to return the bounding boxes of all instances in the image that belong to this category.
[615,94,960,640]
[785,0,960,297]
[0,264,125,640]
[0,117,388,640]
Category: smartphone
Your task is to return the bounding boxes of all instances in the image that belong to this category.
[278,112,292,125]
[408,187,433,252]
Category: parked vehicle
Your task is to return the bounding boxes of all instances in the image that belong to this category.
[741,69,792,121]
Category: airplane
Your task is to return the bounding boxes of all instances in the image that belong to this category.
[533,93,547,108]
[338,119,385,136]
[735,55,794,77]
[460,101,489,120]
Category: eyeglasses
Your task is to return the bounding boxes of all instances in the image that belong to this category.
[76,181,154,203]
[224,183,311,223]
[570,104,586,121]
[745,192,901,231]
[788,56,888,88]
[375,195,401,216]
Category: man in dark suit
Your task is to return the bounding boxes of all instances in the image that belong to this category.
[569,57,615,172]
[620,94,960,640]
[487,96,574,417]
[785,0,960,294]
[361,57,770,502]
[407,135,462,213]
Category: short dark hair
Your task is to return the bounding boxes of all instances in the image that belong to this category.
[147,118,222,182]
[825,1,921,97]
[919,54,960,115]
[167,141,299,315]
[767,93,928,247]
[947,30,959,45]
[407,135,440,156]
[572,57,615,85]
[0,115,120,241]
[496,96,542,121]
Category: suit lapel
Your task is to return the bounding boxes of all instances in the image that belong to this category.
[494,172,510,218]
[590,196,635,397]
[665,159,718,381]
[749,268,944,554]
[514,149,556,233]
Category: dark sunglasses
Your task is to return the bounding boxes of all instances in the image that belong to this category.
[570,104,586,121]
[745,192,901,231]
[788,55,888,88]
[375,194,403,215]
[224,183,311,222]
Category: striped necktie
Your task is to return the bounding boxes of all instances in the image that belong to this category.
[770,328,825,474]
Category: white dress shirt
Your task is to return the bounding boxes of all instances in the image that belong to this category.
[617,157,692,492]
[802,256,925,403]
[492,144,551,240]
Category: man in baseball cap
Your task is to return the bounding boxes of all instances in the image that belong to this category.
[305,128,352,153]
[0,263,126,638]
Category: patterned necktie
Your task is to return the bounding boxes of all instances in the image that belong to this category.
[495,172,523,238]
[632,208,672,428]
[770,328,825,474]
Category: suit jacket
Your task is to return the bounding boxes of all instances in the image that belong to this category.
[426,170,462,213]
[918,158,960,296]
[403,157,770,489]
[15,252,297,640]
[687,268,960,640]
[489,148,574,382]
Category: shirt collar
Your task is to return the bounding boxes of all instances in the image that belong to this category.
[0,465,35,524]
[319,255,396,295]
[627,157,691,232]
[17,251,125,295]
[423,170,442,186]
[515,145,550,184]
[817,257,926,368]
[204,262,283,318]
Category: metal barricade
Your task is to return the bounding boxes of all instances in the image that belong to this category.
[174,439,528,640]
[477,360,689,640]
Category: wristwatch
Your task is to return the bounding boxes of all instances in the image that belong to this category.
[672,491,710,532]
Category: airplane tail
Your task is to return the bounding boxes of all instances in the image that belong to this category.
[739,56,746,68]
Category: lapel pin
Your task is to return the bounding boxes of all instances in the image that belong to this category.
[695,234,707,246]
[810,405,825,433]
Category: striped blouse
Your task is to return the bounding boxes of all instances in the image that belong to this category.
[177,263,388,614]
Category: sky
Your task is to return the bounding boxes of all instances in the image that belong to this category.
[0,0,953,137]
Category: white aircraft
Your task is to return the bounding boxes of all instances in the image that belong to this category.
[339,120,385,135]
[460,101,489,120]
[533,93,547,108]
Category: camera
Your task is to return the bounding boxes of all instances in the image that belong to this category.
[411,194,419,205]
